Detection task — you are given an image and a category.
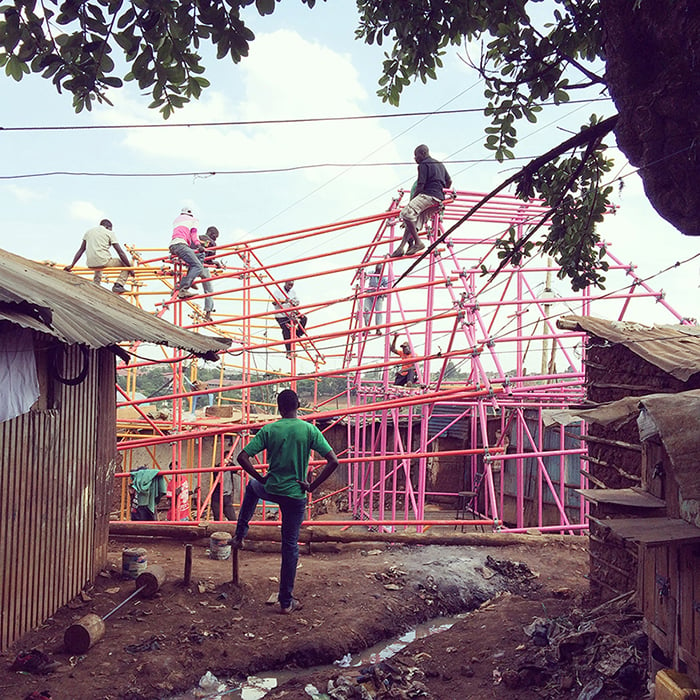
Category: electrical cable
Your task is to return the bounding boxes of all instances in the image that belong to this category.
[0,98,610,132]
[246,83,484,239]
[0,157,533,181]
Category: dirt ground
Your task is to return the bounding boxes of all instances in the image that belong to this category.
[0,531,647,700]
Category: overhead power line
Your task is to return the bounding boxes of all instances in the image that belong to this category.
[0,98,611,133]
[0,157,534,181]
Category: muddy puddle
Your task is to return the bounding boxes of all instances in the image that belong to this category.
[169,615,462,699]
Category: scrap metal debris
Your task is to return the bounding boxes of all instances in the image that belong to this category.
[484,556,539,589]
[374,565,407,591]
[178,622,232,645]
[502,592,645,697]
[124,635,164,654]
[307,660,431,699]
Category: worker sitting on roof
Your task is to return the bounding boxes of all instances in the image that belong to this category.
[64,218,132,294]
[390,334,419,386]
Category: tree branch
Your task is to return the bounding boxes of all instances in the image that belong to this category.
[488,128,605,281]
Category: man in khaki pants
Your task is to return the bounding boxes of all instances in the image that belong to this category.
[65,218,132,293]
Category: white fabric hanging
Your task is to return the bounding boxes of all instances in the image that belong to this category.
[0,327,40,423]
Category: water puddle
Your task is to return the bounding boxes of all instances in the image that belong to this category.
[168,615,462,699]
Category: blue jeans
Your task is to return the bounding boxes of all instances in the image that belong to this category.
[199,267,214,313]
[170,242,204,290]
[363,294,385,326]
[235,479,307,608]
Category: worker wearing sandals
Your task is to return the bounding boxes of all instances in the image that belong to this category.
[233,389,339,614]
[392,144,452,258]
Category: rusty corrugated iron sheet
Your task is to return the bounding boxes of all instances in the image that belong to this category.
[0,346,116,651]
[558,315,700,382]
[0,248,230,358]
[547,389,700,525]
[639,389,700,524]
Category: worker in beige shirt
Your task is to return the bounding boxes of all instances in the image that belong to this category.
[65,218,132,294]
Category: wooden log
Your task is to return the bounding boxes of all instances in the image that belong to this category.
[588,382,663,392]
[136,564,166,598]
[64,613,106,654]
[301,527,582,547]
[110,522,584,547]
[569,432,642,452]
[581,455,642,483]
[579,469,609,489]
[111,522,205,540]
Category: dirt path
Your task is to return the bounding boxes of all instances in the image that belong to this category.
[0,535,639,700]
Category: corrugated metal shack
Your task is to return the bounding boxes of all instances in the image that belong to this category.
[426,404,582,523]
[426,403,474,504]
[557,316,700,601]
[0,249,230,651]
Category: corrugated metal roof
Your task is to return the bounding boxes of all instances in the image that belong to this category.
[0,248,230,358]
[558,315,700,382]
[427,403,471,440]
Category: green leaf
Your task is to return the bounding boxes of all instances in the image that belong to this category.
[255,0,276,16]
[101,76,122,88]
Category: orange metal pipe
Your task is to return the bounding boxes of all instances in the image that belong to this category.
[117,344,483,409]
[117,386,502,451]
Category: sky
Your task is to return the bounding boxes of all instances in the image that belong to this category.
[1,0,697,336]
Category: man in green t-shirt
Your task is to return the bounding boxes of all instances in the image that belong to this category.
[234,389,339,614]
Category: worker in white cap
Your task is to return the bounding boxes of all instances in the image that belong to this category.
[169,207,203,299]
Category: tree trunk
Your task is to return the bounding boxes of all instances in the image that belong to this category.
[601,0,700,236]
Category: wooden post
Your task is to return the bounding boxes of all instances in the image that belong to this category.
[232,547,239,586]
[184,543,193,585]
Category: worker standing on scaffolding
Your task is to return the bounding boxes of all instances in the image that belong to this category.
[233,389,339,614]
[196,226,223,321]
[391,334,419,386]
[169,207,203,299]
[392,144,452,258]
[363,261,388,333]
[273,280,308,359]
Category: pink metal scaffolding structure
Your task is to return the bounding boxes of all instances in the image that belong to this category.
[109,188,689,532]
[340,188,688,533]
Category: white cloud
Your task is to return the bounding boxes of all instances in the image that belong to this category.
[109,30,401,188]
[7,184,44,203]
[69,200,104,223]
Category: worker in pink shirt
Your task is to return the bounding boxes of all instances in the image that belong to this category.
[169,208,203,298]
